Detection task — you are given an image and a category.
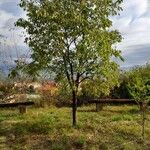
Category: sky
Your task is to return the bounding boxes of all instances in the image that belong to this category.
[0,0,150,73]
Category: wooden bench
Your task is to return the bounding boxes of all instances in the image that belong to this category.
[0,101,34,114]
[87,99,150,112]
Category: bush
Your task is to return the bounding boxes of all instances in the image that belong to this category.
[54,83,72,107]
[0,82,14,100]
[36,82,58,107]
[74,136,86,148]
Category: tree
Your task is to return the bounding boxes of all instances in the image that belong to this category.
[127,64,150,140]
[9,59,39,82]
[16,0,123,126]
[79,68,120,99]
[110,71,132,99]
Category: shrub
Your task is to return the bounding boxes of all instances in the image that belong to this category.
[37,82,58,107]
[0,82,14,100]
[74,136,86,148]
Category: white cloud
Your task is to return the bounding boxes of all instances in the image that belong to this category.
[112,0,150,67]
[0,1,25,47]
[121,0,148,18]
[0,0,150,70]
[0,10,14,27]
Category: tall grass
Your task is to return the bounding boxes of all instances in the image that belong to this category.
[0,105,150,149]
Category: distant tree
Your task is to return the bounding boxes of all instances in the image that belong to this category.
[110,72,132,99]
[16,0,123,126]
[0,81,14,101]
[9,59,38,82]
[79,67,120,100]
[127,64,150,140]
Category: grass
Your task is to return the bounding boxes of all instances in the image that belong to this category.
[0,105,150,149]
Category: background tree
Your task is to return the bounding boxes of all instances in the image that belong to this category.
[79,67,120,100]
[127,64,150,140]
[110,71,132,99]
[9,59,39,82]
[16,0,123,126]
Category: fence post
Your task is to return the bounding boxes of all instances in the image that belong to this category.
[19,105,27,114]
[96,103,103,112]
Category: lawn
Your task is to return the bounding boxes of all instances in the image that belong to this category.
[0,105,150,150]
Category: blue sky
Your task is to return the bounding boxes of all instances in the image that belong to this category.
[0,0,150,71]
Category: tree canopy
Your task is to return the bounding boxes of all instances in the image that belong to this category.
[127,64,150,102]
[16,0,123,126]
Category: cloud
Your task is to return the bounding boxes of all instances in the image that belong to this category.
[0,0,150,71]
[0,1,21,16]
[0,0,28,73]
[0,44,30,73]
[112,0,150,68]
[0,0,26,47]
[120,44,150,68]
[0,10,13,27]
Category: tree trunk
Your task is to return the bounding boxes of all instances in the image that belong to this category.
[141,106,146,141]
[72,90,77,127]
[19,105,27,114]
[96,103,103,112]
[142,110,145,141]
[139,102,148,141]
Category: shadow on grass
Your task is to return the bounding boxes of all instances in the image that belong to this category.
[104,107,139,115]
[6,133,86,150]
[78,106,140,118]
[78,109,97,113]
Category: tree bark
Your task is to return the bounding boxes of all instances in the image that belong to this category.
[96,103,103,112]
[72,90,77,127]
[19,105,27,114]
[142,109,145,141]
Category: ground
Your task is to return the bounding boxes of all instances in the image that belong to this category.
[0,105,150,150]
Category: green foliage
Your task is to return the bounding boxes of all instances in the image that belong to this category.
[9,59,39,82]
[79,63,120,99]
[16,0,123,96]
[16,0,124,126]
[127,64,150,102]
[110,72,132,98]
[74,135,86,148]
[56,80,72,106]
[127,64,150,140]
[110,64,150,99]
